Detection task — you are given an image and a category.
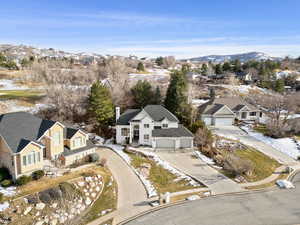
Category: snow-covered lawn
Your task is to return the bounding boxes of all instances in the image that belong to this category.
[0,202,9,212]
[0,79,29,90]
[193,151,215,165]
[208,84,270,95]
[192,99,209,107]
[242,125,300,159]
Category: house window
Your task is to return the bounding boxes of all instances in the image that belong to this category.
[250,112,257,116]
[144,124,149,128]
[144,134,149,141]
[154,126,161,129]
[121,128,129,136]
[53,131,61,146]
[23,156,27,166]
[162,124,168,128]
[73,137,83,148]
[260,112,263,118]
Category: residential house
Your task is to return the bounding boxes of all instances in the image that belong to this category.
[115,105,194,150]
[0,112,96,180]
[199,93,264,126]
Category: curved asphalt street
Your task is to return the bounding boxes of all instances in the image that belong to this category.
[125,173,300,225]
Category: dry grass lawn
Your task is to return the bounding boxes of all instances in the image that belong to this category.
[128,153,203,194]
[16,166,108,199]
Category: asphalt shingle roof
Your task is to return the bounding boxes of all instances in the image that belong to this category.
[143,105,179,122]
[152,125,193,138]
[116,105,179,125]
[0,112,56,153]
[116,109,141,125]
[65,128,79,139]
[203,104,225,115]
[63,140,95,156]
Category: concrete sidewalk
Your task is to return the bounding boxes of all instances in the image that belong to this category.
[156,151,244,194]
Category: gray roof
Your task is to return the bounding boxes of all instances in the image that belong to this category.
[0,112,56,153]
[116,105,179,125]
[143,105,179,122]
[232,104,247,111]
[63,140,95,156]
[213,97,258,111]
[116,109,141,125]
[203,104,225,115]
[65,128,79,139]
[152,125,193,138]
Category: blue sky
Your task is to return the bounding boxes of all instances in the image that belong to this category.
[1,0,300,58]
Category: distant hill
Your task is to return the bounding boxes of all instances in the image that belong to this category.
[188,52,282,63]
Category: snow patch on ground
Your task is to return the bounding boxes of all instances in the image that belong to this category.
[242,125,300,159]
[0,79,29,90]
[0,186,16,197]
[192,99,209,106]
[209,84,270,94]
[193,151,215,165]
[104,144,157,197]
[0,202,9,212]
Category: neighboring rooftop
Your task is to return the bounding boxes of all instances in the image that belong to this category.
[0,112,55,153]
[116,109,141,125]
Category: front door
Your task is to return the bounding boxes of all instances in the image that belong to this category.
[241,112,247,119]
[133,125,139,142]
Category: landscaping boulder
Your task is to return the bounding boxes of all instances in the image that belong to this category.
[35,203,46,210]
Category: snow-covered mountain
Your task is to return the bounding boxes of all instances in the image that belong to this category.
[188,52,282,63]
[0,44,106,64]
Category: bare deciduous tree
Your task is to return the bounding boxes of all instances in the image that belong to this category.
[163,56,176,69]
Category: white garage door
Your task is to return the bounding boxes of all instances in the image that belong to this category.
[156,139,175,149]
[180,139,192,148]
[214,117,233,126]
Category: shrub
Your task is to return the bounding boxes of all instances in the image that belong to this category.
[32,170,45,180]
[39,190,52,204]
[59,182,81,200]
[99,158,107,167]
[1,179,12,187]
[16,175,32,186]
[0,193,3,202]
[89,153,99,162]
[189,120,205,133]
[0,168,11,182]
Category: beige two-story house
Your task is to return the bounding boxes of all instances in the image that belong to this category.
[0,112,96,180]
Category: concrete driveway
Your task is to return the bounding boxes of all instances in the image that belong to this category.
[125,173,300,225]
[213,126,297,165]
[88,148,150,225]
[156,151,244,194]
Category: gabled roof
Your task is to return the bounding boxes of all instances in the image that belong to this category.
[202,104,235,116]
[0,112,56,153]
[116,105,179,125]
[65,128,79,139]
[152,125,193,137]
[116,109,141,125]
[232,104,247,111]
[213,97,258,111]
[143,105,179,122]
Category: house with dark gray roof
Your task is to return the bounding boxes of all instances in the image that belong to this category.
[0,112,96,180]
[199,96,264,126]
[115,105,194,149]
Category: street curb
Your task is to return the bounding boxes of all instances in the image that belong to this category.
[117,170,300,225]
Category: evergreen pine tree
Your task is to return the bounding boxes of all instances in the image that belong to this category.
[200,64,208,75]
[88,81,115,127]
[222,62,231,72]
[153,86,162,105]
[274,79,285,93]
[215,64,223,74]
[137,62,145,71]
[131,80,154,108]
[164,70,192,127]
[155,57,164,66]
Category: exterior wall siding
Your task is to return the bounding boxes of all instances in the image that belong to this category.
[18,142,44,176]
[69,131,87,150]
[64,148,96,166]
